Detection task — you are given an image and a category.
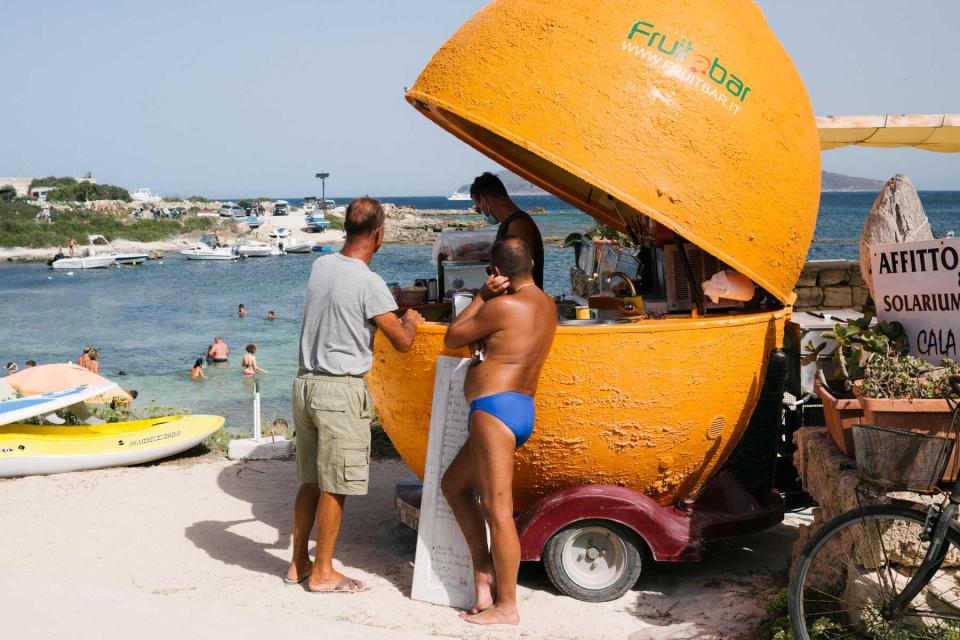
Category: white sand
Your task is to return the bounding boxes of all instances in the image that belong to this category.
[0,459,801,639]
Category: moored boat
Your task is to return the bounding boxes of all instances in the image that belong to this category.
[50,254,116,270]
[89,234,148,265]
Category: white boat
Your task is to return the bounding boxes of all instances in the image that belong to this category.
[236,240,276,257]
[50,254,116,270]
[281,238,313,253]
[448,191,471,201]
[131,187,162,203]
[180,233,236,260]
[89,234,148,265]
[269,227,291,239]
[180,243,236,260]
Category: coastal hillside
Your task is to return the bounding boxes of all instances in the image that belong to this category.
[820,170,885,192]
[456,169,886,196]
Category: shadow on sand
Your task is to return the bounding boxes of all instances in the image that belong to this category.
[183,460,418,593]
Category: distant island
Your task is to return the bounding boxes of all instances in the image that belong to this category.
[454,169,886,196]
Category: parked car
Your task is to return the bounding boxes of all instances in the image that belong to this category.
[219,203,243,217]
[274,201,289,216]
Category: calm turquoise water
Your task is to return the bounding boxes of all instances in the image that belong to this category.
[1,193,957,431]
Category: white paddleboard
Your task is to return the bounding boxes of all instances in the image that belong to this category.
[0,384,118,426]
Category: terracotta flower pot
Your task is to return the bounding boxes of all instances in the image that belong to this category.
[814,378,861,457]
[859,397,959,481]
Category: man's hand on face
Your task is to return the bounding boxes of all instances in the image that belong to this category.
[479,274,510,301]
[402,308,426,327]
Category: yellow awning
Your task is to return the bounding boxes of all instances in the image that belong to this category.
[407,0,821,305]
[818,114,960,152]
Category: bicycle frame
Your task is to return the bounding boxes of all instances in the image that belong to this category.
[885,380,960,619]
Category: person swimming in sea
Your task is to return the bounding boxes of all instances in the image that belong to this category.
[241,343,268,377]
[266,310,276,321]
[207,336,229,363]
[238,304,248,318]
[191,358,206,379]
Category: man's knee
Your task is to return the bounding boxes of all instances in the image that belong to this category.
[441,468,459,500]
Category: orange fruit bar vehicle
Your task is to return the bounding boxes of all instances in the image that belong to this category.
[368,0,821,601]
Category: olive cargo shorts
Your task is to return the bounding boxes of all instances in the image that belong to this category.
[293,371,372,495]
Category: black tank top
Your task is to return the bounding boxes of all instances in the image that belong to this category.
[497,210,544,290]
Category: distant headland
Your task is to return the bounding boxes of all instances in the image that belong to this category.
[454,169,886,196]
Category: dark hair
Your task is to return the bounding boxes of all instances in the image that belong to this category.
[469,172,508,200]
[130,390,139,399]
[344,197,385,237]
[25,360,36,367]
[490,236,533,278]
[246,344,256,354]
[193,358,203,368]
[238,304,245,309]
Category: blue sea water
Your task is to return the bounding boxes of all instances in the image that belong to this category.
[1,192,958,431]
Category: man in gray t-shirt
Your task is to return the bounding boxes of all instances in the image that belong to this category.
[287,197,424,593]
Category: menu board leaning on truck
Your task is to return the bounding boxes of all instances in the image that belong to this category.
[869,237,960,363]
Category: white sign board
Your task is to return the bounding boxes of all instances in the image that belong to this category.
[411,356,476,609]
[869,237,960,362]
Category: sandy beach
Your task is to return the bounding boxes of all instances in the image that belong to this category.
[0,457,804,640]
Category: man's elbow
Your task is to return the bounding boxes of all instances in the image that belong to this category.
[443,331,466,350]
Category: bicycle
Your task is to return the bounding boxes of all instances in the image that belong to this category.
[789,375,960,639]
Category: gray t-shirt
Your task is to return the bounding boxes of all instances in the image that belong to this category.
[298,253,398,376]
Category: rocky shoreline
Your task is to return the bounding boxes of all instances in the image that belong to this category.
[0,200,495,263]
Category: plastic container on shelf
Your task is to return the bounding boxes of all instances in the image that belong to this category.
[432,228,498,262]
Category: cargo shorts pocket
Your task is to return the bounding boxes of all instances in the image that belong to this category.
[341,444,370,483]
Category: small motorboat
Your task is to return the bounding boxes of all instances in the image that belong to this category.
[269,227,291,239]
[311,244,335,254]
[50,254,116,270]
[281,238,313,253]
[305,214,330,232]
[180,243,237,260]
[180,234,237,260]
[236,240,277,257]
[89,235,148,265]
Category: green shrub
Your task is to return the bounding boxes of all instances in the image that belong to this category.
[0,201,218,247]
[0,185,16,202]
[30,176,131,202]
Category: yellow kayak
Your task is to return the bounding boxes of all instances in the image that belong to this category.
[0,415,224,478]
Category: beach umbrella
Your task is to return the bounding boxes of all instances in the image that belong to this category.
[4,364,131,404]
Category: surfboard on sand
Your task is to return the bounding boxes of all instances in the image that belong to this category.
[0,384,118,427]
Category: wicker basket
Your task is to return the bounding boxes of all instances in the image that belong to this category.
[852,424,953,494]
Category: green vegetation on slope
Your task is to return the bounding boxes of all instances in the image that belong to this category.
[29,176,131,202]
[0,201,216,248]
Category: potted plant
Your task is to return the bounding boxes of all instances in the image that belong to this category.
[804,313,905,456]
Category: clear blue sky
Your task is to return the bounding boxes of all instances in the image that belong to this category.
[1,1,958,197]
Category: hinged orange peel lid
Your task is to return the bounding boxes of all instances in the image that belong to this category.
[407,0,821,305]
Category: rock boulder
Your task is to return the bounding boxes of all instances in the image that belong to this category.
[859,174,933,291]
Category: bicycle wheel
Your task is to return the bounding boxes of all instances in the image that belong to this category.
[789,504,960,639]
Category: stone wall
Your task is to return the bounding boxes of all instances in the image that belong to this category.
[793,259,870,311]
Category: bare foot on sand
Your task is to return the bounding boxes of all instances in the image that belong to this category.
[462,603,519,626]
[462,567,496,615]
[285,561,313,583]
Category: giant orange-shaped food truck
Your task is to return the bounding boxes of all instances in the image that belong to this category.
[368,0,821,600]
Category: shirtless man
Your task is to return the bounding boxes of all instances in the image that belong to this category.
[207,336,229,362]
[441,237,557,625]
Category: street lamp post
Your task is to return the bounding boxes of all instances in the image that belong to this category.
[315,172,330,215]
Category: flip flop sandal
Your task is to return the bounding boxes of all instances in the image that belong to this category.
[282,575,310,585]
[310,578,370,594]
